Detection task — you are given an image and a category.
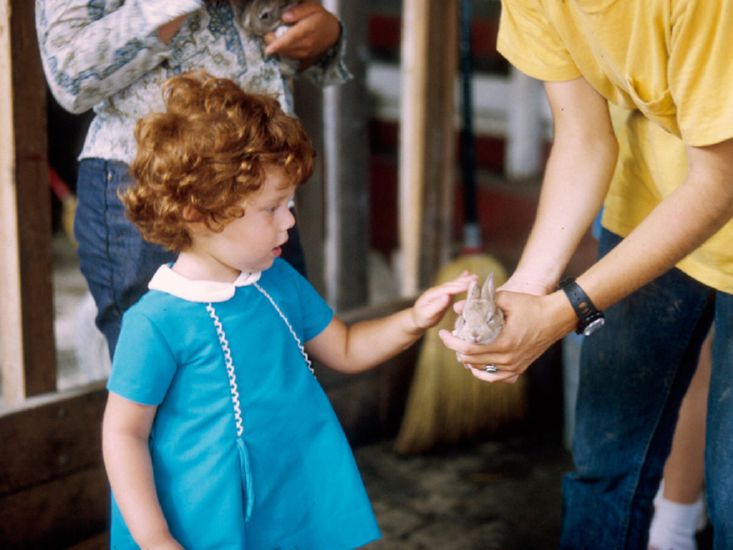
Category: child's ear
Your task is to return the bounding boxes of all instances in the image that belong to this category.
[182,205,203,223]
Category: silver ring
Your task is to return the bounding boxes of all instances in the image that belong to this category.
[483,364,498,373]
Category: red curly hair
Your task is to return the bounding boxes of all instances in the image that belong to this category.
[123,71,315,251]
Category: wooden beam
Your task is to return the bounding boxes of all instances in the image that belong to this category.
[0,383,108,547]
[398,0,458,294]
[0,0,22,401]
[0,467,108,548]
[321,0,371,312]
[420,0,459,283]
[294,80,326,297]
[0,383,106,494]
[0,0,57,405]
[398,0,429,296]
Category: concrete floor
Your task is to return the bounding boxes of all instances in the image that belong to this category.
[357,428,571,549]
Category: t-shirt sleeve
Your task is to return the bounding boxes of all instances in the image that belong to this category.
[668,2,733,146]
[107,310,177,406]
[497,0,581,82]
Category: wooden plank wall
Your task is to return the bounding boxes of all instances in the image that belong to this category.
[321,0,371,312]
[1,0,57,405]
[1,2,109,547]
[0,385,108,548]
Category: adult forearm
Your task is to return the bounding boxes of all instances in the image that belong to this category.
[36,0,199,113]
[510,131,618,293]
[576,150,733,310]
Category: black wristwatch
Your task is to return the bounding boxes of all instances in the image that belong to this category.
[559,278,605,336]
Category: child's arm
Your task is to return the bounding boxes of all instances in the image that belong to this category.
[306,273,475,373]
[102,393,183,550]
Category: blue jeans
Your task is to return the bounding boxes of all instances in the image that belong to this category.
[561,229,733,549]
[75,159,307,356]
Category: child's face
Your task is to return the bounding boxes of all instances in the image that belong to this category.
[190,165,296,278]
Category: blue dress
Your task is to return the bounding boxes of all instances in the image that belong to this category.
[107,259,380,549]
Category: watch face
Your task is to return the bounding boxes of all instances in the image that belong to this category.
[582,317,605,336]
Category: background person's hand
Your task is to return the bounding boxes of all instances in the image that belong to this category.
[264,1,341,68]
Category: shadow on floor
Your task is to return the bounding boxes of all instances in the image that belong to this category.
[356,427,571,549]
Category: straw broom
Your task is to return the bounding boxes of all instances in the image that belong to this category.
[394,0,525,454]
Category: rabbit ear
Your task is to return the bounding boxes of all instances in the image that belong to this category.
[481,273,496,301]
[466,280,480,301]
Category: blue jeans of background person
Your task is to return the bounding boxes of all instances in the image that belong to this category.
[561,228,733,549]
[75,158,307,357]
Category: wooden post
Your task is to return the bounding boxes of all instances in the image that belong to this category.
[398,0,458,295]
[321,0,370,312]
[0,0,57,405]
[294,83,326,297]
[420,0,458,283]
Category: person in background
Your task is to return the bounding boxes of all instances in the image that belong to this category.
[649,330,712,550]
[103,72,473,548]
[35,0,349,355]
[439,2,733,548]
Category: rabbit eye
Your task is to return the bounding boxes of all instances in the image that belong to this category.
[260,10,272,21]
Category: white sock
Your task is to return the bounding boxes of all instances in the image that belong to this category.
[648,488,704,550]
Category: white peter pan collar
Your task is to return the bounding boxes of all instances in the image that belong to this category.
[148,264,262,303]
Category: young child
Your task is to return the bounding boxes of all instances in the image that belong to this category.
[102,72,473,549]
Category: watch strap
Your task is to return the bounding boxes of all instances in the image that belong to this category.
[559,278,604,335]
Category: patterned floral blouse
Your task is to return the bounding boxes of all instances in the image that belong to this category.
[36,0,350,164]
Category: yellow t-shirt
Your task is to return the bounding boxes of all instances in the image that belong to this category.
[497,0,733,293]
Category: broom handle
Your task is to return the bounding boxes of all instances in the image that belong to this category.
[459,0,481,249]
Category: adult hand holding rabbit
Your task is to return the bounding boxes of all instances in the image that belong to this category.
[263,1,341,68]
[440,278,575,384]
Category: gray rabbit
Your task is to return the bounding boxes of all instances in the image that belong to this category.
[241,0,301,76]
[453,273,504,344]
[242,0,299,36]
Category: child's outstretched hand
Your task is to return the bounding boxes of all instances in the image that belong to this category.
[411,272,477,331]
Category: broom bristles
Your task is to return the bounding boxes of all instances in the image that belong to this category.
[394,254,526,455]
